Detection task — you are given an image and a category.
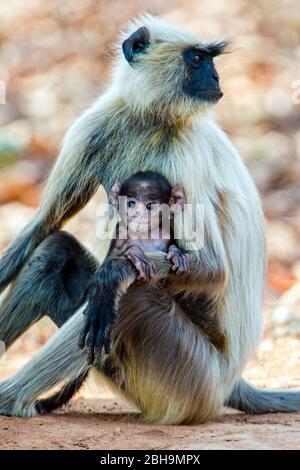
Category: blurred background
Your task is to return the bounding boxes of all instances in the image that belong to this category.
[0,0,299,360]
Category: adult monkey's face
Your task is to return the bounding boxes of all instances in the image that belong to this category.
[119,16,229,115]
[181,45,225,103]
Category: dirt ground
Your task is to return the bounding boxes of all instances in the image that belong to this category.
[0,336,300,450]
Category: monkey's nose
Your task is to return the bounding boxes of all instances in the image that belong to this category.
[212,72,219,83]
[134,211,146,221]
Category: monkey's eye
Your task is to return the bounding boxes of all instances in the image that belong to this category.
[192,54,202,66]
[146,203,156,211]
[133,42,146,54]
[128,200,136,208]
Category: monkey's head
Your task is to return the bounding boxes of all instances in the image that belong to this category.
[110,171,185,236]
[112,14,229,119]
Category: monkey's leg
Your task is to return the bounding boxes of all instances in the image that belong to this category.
[0,280,221,422]
[0,249,227,420]
[110,283,224,424]
[0,231,98,349]
[34,355,121,415]
[0,308,88,417]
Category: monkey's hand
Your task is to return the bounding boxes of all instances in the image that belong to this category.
[166,244,189,275]
[78,279,116,365]
[123,245,155,281]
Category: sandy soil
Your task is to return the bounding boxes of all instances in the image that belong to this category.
[0,336,300,450]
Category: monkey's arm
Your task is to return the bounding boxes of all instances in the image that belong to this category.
[0,112,105,294]
[152,246,228,298]
[78,256,138,364]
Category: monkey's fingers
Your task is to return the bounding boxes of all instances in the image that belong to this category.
[126,253,144,279]
[104,331,113,355]
[183,253,190,272]
[139,256,155,279]
[166,246,180,263]
[175,255,185,275]
[78,316,91,349]
[129,254,149,281]
[147,260,155,278]
[93,324,110,360]
[86,320,100,364]
[143,259,155,280]
[141,260,151,280]
[135,261,147,280]
[86,347,95,366]
[170,255,180,272]
[93,346,104,367]
[166,251,176,261]
[93,332,111,366]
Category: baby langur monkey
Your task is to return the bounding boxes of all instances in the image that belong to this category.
[79,171,189,364]
[109,171,189,279]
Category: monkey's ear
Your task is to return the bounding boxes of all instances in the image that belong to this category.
[122,26,150,65]
[169,184,186,211]
[108,181,122,218]
[111,181,122,195]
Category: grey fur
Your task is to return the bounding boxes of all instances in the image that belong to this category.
[0,221,43,295]
[0,310,88,417]
[0,231,97,348]
[227,379,300,414]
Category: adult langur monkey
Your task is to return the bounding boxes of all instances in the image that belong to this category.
[0,14,299,424]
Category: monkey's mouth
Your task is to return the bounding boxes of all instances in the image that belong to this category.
[196,89,223,102]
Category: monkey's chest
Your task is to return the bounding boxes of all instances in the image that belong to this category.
[100,123,204,197]
[112,238,169,255]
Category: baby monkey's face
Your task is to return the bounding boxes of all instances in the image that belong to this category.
[110,177,186,239]
[124,181,169,236]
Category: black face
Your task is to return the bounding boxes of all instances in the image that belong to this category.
[182,47,223,103]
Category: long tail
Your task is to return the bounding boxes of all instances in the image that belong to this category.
[0,307,89,417]
[227,379,300,414]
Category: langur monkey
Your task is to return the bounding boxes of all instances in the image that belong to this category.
[0,14,299,424]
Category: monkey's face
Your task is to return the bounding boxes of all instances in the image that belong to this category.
[126,199,161,235]
[120,181,170,237]
[116,15,229,117]
[181,47,223,103]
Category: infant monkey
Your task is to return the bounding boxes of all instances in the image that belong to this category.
[79,171,189,364]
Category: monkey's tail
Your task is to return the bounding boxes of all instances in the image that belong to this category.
[0,307,89,417]
[0,219,47,295]
[227,379,300,414]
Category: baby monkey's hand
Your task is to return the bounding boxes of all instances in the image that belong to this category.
[166,244,189,275]
[124,245,155,281]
